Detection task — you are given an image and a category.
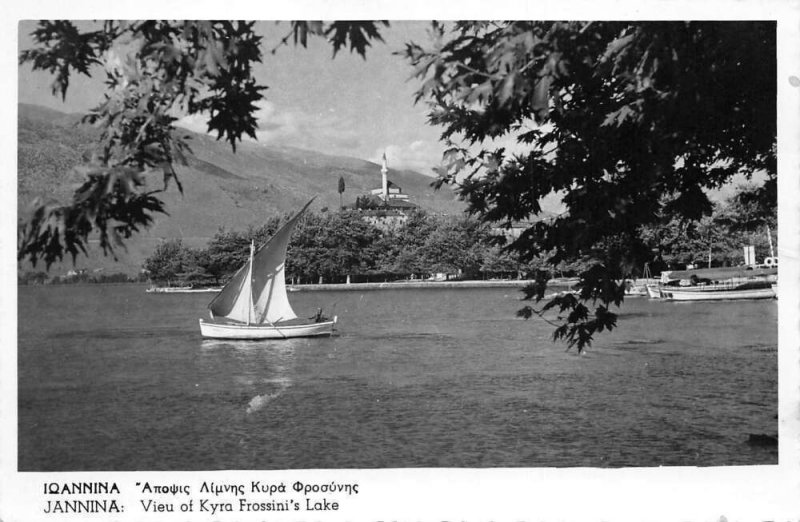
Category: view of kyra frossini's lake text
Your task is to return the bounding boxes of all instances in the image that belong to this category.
[17,20,779,471]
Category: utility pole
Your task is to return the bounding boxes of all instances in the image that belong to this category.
[766,225,775,258]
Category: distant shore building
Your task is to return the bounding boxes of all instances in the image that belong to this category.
[491,222,532,241]
[353,153,418,230]
[370,153,412,204]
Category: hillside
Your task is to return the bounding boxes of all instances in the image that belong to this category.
[18,103,465,276]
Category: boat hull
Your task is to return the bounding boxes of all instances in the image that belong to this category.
[646,284,662,299]
[199,317,337,339]
[659,287,775,301]
[147,287,221,293]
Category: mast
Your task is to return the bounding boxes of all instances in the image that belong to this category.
[381,152,388,202]
[247,240,255,325]
[207,199,313,324]
[766,225,775,259]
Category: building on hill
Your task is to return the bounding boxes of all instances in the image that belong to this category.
[369,152,414,206]
[352,153,418,230]
[355,192,417,211]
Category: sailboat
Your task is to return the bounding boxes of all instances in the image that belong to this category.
[199,200,337,339]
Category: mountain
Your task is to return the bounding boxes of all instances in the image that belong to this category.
[18,103,465,276]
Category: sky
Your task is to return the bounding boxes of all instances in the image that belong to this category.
[17,20,450,175]
[14,17,777,200]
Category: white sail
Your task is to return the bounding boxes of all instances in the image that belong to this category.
[253,262,295,323]
[226,259,256,323]
[207,258,254,323]
[208,200,313,324]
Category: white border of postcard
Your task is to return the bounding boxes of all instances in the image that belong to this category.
[2,1,799,521]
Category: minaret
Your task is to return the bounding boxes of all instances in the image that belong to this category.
[381,152,388,202]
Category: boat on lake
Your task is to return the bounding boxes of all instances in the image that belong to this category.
[199,200,337,339]
[146,285,191,293]
[658,281,776,301]
[654,266,777,301]
[646,284,662,299]
[625,278,660,297]
[626,264,659,297]
[624,281,649,296]
[147,286,221,293]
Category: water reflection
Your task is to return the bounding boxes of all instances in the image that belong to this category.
[198,339,299,414]
[200,338,303,352]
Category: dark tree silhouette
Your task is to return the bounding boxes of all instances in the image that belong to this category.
[403,21,776,350]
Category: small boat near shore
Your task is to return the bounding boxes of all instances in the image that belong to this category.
[147,286,221,293]
[199,199,337,340]
[625,264,658,296]
[625,278,660,296]
[646,284,662,299]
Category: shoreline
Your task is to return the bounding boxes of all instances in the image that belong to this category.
[19,278,580,291]
[286,279,577,292]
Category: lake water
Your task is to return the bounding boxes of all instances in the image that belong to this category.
[17,284,777,470]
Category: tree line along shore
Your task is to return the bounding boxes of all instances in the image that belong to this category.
[19,187,774,289]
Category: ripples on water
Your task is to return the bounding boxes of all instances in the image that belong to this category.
[17,285,777,470]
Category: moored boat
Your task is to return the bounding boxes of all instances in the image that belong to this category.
[624,281,648,296]
[634,265,661,298]
[199,200,336,339]
[147,286,221,293]
[661,266,777,284]
[646,284,662,299]
[659,281,776,301]
[654,265,777,301]
[146,285,192,293]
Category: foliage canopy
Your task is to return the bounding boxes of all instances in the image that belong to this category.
[19,20,387,268]
[403,21,776,349]
[143,210,523,286]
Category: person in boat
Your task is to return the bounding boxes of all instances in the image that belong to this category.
[689,274,712,286]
